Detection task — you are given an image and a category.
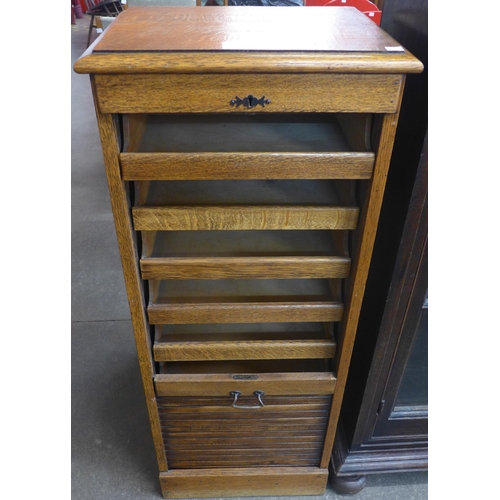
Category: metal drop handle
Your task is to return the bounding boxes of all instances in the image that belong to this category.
[230,390,265,409]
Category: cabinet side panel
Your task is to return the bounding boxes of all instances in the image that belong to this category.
[90,76,168,471]
[320,79,406,467]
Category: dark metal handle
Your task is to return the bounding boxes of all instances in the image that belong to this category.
[230,390,265,409]
[230,95,271,109]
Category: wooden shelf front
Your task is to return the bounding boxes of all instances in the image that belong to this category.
[154,323,336,362]
[133,179,359,231]
[147,278,343,325]
[140,230,350,280]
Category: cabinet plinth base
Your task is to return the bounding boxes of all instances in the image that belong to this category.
[159,467,328,498]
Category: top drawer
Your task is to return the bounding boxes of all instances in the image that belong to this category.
[94,73,403,114]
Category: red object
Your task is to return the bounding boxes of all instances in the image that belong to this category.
[305,0,382,26]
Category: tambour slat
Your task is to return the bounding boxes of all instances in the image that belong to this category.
[157,394,330,406]
[164,438,323,448]
[162,423,327,433]
[141,256,351,280]
[120,152,375,180]
[153,338,336,362]
[167,457,320,469]
[158,405,330,415]
[163,429,325,438]
[133,205,359,231]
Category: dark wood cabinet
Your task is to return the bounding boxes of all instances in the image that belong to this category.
[330,0,428,493]
[331,132,427,492]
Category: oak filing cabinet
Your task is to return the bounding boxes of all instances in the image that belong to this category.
[74,6,423,498]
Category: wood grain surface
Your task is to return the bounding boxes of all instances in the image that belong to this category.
[93,7,408,53]
[319,91,406,468]
[159,466,328,498]
[120,152,375,181]
[90,80,168,471]
[95,73,403,114]
[153,338,336,362]
[140,256,351,280]
[133,206,359,231]
[157,394,331,469]
[154,372,336,397]
[148,301,344,325]
[75,51,423,75]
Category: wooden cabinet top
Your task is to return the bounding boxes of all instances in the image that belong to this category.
[74,6,423,74]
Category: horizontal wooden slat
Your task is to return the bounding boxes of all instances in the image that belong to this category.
[154,372,336,396]
[163,429,325,438]
[159,405,330,415]
[154,338,335,362]
[163,456,324,469]
[133,205,359,231]
[159,466,328,498]
[164,436,323,447]
[141,256,351,280]
[162,422,328,433]
[158,394,329,405]
[120,152,375,180]
[95,73,403,114]
[148,301,343,324]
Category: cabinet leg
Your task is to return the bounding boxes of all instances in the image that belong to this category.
[330,474,367,495]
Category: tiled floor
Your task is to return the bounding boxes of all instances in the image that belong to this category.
[71,11,428,500]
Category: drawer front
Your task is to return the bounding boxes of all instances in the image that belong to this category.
[154,371,336,397]
[157,393,332,469]
[94,73,403,114]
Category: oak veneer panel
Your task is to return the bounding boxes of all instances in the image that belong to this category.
[142,230,351,279]
[148,276,343,324]
[134,206,358,231]
[319,104,406,468]
[153,317,336,361]
[149,301,343,324]
[95,73,403,114]
[94,7,404,53]
[154,338,335,362]
[155,371,336,397]
[141,256,351,280]
[75,51,424,75]
[90,86,168,472]
[121,152,375,181]
[159,467,328,498]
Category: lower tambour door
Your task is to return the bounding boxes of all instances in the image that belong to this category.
[154,362,336,469]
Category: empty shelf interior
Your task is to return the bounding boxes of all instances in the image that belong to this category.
[141,230,348,258]
[155,322,332,343]
[135,179,356,207]
[134,113,354,153]
[149,278,340,305]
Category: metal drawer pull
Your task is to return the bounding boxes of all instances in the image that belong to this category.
[230,390,265,409]
[230,95,271,109]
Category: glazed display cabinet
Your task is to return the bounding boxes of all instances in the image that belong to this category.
[74,6,422,498]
